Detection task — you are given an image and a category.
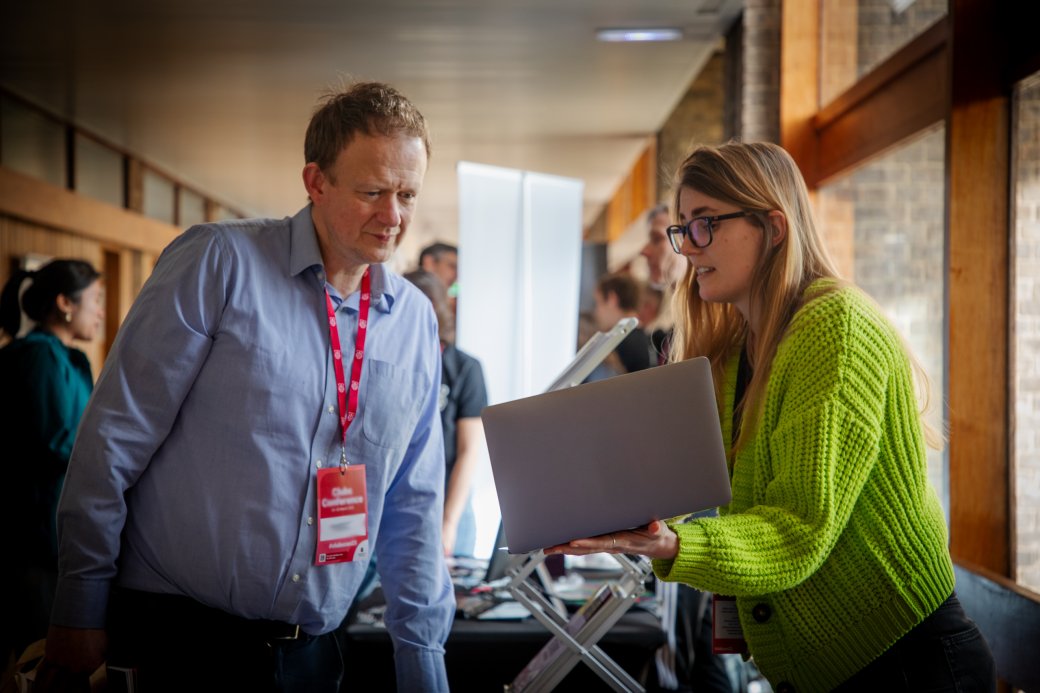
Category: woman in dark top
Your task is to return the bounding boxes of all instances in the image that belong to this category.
[404,269,488,558]
[0,259,103,658]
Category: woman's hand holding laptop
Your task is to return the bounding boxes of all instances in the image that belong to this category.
[543,519,679,560]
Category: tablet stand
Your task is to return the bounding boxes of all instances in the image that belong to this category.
[503,550,653,692]
[500,316,652,693]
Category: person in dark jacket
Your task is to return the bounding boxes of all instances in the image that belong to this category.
[405,269,488,558]
[0,259,103,659]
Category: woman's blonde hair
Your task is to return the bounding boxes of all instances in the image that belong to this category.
[668,141,943,451]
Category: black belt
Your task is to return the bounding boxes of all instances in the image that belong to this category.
[110,587,301,644]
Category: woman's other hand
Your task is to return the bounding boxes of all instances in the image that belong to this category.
[543,520,680,560]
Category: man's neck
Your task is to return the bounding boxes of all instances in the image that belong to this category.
[325,263,368,298]
[311,207,368,297]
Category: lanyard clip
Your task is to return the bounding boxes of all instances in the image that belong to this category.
[340,447,348,475]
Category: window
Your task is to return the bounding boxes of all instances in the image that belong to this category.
[143,169,176,225]
[817,125,948,516]
[820,0,948,106]
[1012,71,1040,592]
[75,134,124,207]
[178,188,206,228]
[1,96,66,187]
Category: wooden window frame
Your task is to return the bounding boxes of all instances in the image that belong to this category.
[781,0,1040,580]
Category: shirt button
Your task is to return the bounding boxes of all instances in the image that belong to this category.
[316,461,322,468]
[292,574,300,583]
[328,406,335,413]
[307,517,314,525]
[776,683,794,693]
[752,604,771,623]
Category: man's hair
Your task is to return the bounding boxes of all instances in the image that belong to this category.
[304,81,431,178]
[596,273,642,312]
[419,242,457,266]
[647,203,670,226]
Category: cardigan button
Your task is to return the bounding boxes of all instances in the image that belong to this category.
[776,683,794,693]
[752,603,771,622]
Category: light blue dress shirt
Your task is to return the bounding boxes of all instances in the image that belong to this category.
[52,206,454,690]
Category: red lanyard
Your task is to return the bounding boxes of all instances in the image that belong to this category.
[325,267,371,471]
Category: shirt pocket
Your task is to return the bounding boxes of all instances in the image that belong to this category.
[362,359,430,450]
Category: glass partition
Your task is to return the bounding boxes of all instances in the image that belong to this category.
[178,188,206,228]
[143,169,176,225]
[817,124,948,517]
[0,96,66,188]
[75,134,124,207]
[1012,71,1040,592]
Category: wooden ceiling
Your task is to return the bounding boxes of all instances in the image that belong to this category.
[0,0,740,259]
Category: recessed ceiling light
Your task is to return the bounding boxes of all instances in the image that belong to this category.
[596,28,683,42]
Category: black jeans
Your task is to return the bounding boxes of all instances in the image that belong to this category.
[106,587,344,693]
[833,592,996,693]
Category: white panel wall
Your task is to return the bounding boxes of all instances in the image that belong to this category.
[456,162,584,557]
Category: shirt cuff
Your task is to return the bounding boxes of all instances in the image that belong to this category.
[50,577,111,629]
[652,521,711,582]
[394,647,449,692]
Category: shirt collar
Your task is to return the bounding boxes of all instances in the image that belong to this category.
[290,205,395,313]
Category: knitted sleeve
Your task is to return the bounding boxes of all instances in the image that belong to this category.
[654,291,891,596]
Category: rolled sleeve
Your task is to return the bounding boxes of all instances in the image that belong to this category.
[51,226,228,628]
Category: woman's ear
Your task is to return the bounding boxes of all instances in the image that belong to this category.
[767,210,788,248]
[55,293,76,316]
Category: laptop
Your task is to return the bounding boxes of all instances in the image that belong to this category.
[482,356,731,554]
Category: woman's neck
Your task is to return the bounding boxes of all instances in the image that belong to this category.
[41,320,75,347]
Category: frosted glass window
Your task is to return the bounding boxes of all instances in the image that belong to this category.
[817,125,947,517]
[143,169,175,225]
[212,204,238,221]
[179,189,206,228]
[1,97,66,187]
[1012,71,1040,593]
[75,134,123,207]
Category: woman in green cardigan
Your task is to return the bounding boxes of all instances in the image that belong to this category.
[546,142,996,692]
[0,259,103,659]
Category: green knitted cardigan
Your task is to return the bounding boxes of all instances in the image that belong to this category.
[652,281,954,693]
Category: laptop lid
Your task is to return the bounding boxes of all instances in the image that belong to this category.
[482,356,731,554]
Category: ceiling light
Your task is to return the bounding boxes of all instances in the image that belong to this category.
[596,28,683,42]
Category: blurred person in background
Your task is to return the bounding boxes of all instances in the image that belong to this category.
[641,204,689,365]
[637,284,664,331]
[0,260,103,663]
[593,273,652,374]
[419,242,458,291]
[405,269,487,558]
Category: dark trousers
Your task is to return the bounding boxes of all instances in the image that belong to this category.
[106,588,344,693]
[833,592,996,693]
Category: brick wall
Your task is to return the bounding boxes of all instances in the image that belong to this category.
[657,53,725,199]
[1013,75,1040,592]
[857,0,947,77]
[817,126,948,511]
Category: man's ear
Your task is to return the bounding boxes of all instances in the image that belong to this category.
[607,290,621,309]
[302,163,327,205]
[767,210,788,248]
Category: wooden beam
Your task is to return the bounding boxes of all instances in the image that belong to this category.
[814,23,947,185]
[779,0,819,186]
[946,0,1011,577]
[818,0,859,108]
[0,166,181,255]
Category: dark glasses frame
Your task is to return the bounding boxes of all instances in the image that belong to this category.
[666,211,752,253]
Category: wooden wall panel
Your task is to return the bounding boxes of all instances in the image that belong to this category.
[0,166,180,255]
[946,0,1011,577]
[779,0,820,185]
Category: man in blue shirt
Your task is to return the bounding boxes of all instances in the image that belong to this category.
[41,83,454,692]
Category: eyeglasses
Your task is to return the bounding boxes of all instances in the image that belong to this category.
[666,212,751,253]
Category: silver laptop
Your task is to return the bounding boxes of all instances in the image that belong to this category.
[482,356,731,554]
